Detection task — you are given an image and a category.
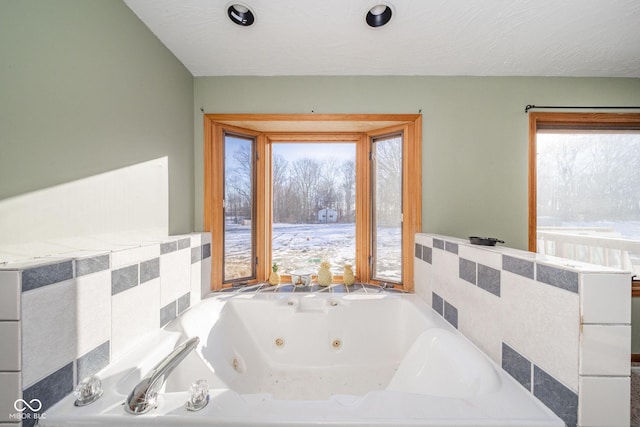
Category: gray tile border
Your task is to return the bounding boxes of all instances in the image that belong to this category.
[536,264,579,293]
[75,255,110,277]
[191,246,202,264]
[111,264,138,296]
[160,301,177,327]
[140,258,160,284]
[77,341,110,382]
[160,241,177,254]
[444,300,458,329]
[433,238,445,250]
[177,238,191,250]
[177,293,190,314]
[459,258,477,285]
[502,342,531,391]
[202,243,211,259]
[533,365,578,427]
[432,292,444,316]
[415,243,422,260]
[22,362,73,427]
[22,261,74,292]
[445,241,458,254]
[502,255,534,280]
[478,264,501,297]
[422,246,432,264]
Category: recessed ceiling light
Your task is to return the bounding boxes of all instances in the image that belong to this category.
[227,3,254,26]
[366,4,393,28]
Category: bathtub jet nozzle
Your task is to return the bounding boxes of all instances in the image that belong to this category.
[125,337,200,415]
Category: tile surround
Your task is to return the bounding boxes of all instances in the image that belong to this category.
[77,341,110,382]
[22,261,73,292]
[502,255,534,280]
[0,233,212,425]
[415,233,631,427]
[501,343,531,390]
[0,372,21,423]
[160,300,177,327]
[160,241,177,254]
[22,362,73,427]
[536,263,579,293]
[111,264,138,296]
[533,366,578,427]
[140,257,160,284]
[477,264,500,297]
[459,258,476,284]
[0,271,21,321]
[75,254,110,277]
[443,300,458,329]
[431,292,444,316]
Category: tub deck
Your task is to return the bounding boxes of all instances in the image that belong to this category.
[40,288,563,427]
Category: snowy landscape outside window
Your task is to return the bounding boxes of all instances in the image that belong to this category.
[271,143,356,276]
[371,133,403,283]
[534,120,640,276]
[223,133,256,282]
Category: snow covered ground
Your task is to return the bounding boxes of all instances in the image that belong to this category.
[224,223,401,281]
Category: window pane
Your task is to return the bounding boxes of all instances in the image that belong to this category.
[537,131,640,275]
[372,134,403,283]
[272,143,356,276]
[224,133,255,282]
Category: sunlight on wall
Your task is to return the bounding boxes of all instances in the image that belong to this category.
[0,157,169,263]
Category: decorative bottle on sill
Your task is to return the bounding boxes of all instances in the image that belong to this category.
[269,262,281,286]
[343,264,355,286]
[317,261,333,287]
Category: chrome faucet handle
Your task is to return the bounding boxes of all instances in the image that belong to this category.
[125,337,200,415]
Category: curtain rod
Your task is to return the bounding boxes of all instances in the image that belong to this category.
[524,104,640,113]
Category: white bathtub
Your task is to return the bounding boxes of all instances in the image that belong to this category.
[42,292,563,426]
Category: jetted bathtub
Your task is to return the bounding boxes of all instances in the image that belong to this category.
[42,292,563,426]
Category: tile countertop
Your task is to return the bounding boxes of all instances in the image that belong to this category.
[421,233,632,275]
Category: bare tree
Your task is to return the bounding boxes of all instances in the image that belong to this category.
[339,160,355,222]
[290,157,322,222]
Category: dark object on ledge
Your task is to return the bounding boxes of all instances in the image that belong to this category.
[469,237,504,246]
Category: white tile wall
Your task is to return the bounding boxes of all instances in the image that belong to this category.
[580,273,631,324]
[199,254,212,298]
[21,280,77,388]
[0,372,21,423]
[201,232,211,245]
[0,322,20,371]
[0,232,211,422]
[580,324,631,377]
[413,255,430,301]
[458,244,502,270]
[0,271,20,321]
[111,278,160,361]
[501,271,580,391]
[190,233,202,247]
[415,233,632,427]
[75,270,111,357]
[578,376,630,427]
[111,244,160,269]
[160,248,191,306]
[190,262,202,306]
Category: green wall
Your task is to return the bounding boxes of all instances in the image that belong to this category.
[194,76,640,249]
[0,0,194,234]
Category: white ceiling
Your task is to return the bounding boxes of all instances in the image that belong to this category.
[124,0,640,77]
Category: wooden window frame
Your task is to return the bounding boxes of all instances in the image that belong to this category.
[528,112,640,252]
[528,112,640,298]
[204,114,422,292]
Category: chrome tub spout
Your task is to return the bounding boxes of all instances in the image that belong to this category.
[125,337,200,415]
